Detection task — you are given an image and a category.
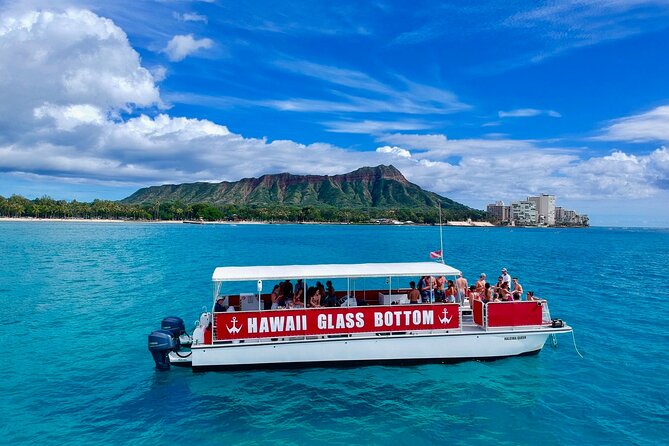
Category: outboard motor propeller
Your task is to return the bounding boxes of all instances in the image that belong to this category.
[148,329,177,370]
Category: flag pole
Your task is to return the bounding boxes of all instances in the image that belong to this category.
[438,202,444,264]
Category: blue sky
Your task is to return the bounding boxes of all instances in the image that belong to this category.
[1,1,669,226]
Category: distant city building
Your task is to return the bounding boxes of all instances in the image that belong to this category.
[488,194,586,227]
[486,201,510,223]
[511,201,537,225]
[527,194,555,226]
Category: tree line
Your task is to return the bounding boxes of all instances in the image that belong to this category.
[0,194,487,223]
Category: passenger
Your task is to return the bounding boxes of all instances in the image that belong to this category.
[434,275,445,302]
[455,273,468,305]
[307,286,322,308]
[214,297,226,312]
[408,281,421,304]
[483,283,493,302]
[445,280,457,303]
[501,268,511,287]
[511,278,523,301]
[322,280,337,307]
[493,276,504,298]
[468,285,478,307]
[418,276,432,303]
[315,281,326,300]
[295,279,304,295]
[270,284,283,309]
[497,282,512,301]
[292,287,305,308]
[475,273,486,294]
[282,280,294,301]
[526,291,538,302]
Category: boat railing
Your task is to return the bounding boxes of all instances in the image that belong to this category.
[473,299,548,331]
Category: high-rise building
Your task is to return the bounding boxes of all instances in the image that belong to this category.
[527,194,555,225]
[555,206,564,223]
[486,201,510,223]
[511,201,537,225]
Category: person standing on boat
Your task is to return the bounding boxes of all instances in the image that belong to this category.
[434,275,445,302]
[322,280,337,307]
[475,274,486,294]
[418,276,432,303]
[455,273,468,305]
[408,281,421,304]
[501,268,511,287]
[295,279,304,296]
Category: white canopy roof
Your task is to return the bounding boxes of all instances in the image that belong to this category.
[212,262,461,282]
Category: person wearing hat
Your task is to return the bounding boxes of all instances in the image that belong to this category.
[214,297,227,312]
[501,268,511,287]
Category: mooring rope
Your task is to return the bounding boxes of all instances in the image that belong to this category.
[571,330,584,359]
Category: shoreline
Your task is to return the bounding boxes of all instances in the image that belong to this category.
[0,216,595,228]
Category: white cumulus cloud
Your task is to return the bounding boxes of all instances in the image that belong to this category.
[0,9,161,143]
[376,146,412,158]
[163,34,213,62]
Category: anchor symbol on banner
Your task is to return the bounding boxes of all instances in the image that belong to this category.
[227,316,243,334]
[439,308,452,324]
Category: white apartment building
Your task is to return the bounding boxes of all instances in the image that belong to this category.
[527,194,555,225]
[511,201,537,225]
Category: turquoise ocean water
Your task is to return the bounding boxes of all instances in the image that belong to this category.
[1,222,668,445]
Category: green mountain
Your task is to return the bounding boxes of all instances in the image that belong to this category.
[122,165,482,215]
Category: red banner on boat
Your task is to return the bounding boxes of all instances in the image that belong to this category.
[214,304,460,340]
[487,301,543,327]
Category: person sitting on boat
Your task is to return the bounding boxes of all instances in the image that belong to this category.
[511,278,523,301]
[291,287,305,308]
[307,286,322,308]
[408,281,421,304]
[526,290,541,302]
[434,275,445,302]
[496,282,513,302]
[214,297,227,312]
[270,284,283,309]
[322,280,337,307]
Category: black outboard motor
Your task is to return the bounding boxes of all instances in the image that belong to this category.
[161,316,185,348]
[148,329,177,370]
[148,317,185,370]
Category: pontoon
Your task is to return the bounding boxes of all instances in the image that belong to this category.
[148,262,572,370]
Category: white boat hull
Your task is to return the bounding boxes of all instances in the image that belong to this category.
[189,327,570,370]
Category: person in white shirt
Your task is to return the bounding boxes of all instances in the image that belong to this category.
[501,268,511,287]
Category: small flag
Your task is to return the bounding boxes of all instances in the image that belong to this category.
[429,249,442,259]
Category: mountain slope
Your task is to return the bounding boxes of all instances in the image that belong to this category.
[121,165,478,213]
